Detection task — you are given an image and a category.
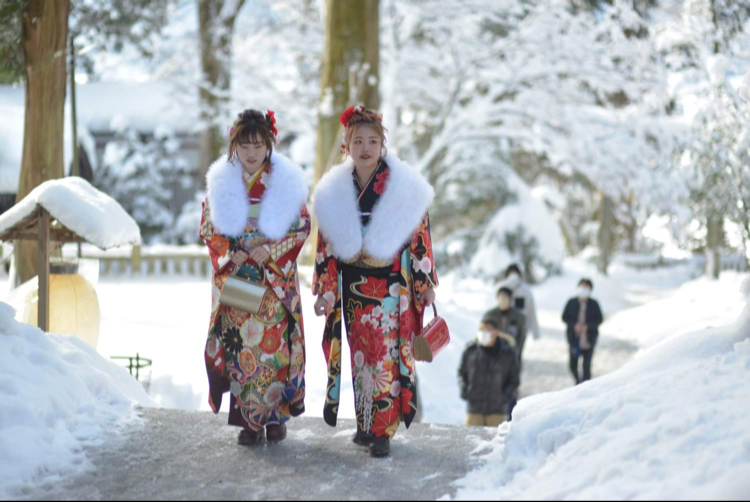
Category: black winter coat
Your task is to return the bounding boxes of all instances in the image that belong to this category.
[481,307,527,352]
[458,341,520,415]
[562,298,604,349]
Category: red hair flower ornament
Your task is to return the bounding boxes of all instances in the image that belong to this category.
[339,105,366,128]
[265,110,278,137]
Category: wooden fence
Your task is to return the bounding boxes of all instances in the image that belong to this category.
[74,244,213,278]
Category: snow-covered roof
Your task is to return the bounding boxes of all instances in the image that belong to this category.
[0,177,141,249]
[75,81,198,133]
[0,81,197,193]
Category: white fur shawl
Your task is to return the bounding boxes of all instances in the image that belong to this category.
[313,151,434,262]
[205,152,308,240]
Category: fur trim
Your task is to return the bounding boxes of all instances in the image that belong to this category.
[206,152,308,239]
[258,152,309,240]
[313,151,434,261]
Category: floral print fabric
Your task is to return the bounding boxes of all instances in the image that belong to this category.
[313,163,439,438]
[200,164,310,432]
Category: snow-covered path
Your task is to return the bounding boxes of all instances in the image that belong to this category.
[517,314,637,398]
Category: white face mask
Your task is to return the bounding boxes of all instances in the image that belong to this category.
[477,330,494,347]
[578,287,592,299]
[506,274,521,288]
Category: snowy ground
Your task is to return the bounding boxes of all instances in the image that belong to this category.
[0,303,154,499]
[450,273,750,500]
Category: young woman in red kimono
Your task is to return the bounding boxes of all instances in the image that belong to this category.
[312,106,438,457]
[200,109,310,445]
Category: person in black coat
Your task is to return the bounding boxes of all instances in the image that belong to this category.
[562,278,604,384]
[458,319,520,427]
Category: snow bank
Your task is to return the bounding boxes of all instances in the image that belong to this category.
[0,177,141,249]
[470,173,565,281]
[0,302,155,498]
[452,278,750,500]
[603,272,747,349]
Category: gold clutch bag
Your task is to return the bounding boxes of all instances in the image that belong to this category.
[219,271,273,315]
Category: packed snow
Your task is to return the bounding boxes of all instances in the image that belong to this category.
[0,302,155,499]
[0,177,141,249]
[450,277,750,501]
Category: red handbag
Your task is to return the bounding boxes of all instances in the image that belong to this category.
[413,304,451,363]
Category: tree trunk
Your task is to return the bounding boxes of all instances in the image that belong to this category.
[197,0,246,182]
[313,0,380,184]
[597,193,615,276]
[706,215,724,279]
[14,0,71,287]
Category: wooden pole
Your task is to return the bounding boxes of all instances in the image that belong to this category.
[38,206,51,332]
[70,33,79,179]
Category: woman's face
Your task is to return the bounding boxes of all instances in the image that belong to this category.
[236,139,268,174]
[348,125,382,171]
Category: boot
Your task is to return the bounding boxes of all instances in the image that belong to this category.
[266,423,288,443]
[238,428,263,446]
[290,401,305,417]
[352,427,376,447]
[369,438,390,458]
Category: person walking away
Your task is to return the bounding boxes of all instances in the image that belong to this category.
[562,278,603,384]
[312,106,438,458]
[200,109,310,445]
[459,319,520,427]
[497,264,540,361]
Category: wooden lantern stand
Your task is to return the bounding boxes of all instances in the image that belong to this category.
[0,205,85,332]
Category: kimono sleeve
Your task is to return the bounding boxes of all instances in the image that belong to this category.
[199,199,232,273]
[312,232,339,301]
[409,212,439,297]
[261,204,311,278]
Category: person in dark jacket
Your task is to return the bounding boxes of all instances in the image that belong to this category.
[562,278,604,384]
[481,287,527,368]
[458,319,520,427]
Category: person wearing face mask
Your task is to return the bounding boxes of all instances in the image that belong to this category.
[481,287,528,368]
[458,319,520,427]
[562,278,604,384]
[497,265,540,355]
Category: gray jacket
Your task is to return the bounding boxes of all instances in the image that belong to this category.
[497,279,540,340]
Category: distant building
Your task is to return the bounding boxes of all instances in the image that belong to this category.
[0,82,200,215]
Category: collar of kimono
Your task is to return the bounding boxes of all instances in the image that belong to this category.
[205,151,308,240]
[313,151,434,262]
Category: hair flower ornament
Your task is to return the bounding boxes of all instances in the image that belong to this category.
[265,110,278,137]
[339,105,367,128]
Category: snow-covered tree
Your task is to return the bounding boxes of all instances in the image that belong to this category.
[96,120,193,242]
[384,0,685,275]
[664,0,750,276]
[1,0,170,285]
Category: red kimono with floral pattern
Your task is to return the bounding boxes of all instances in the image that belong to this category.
[313,161,438,439]
[200,166,310,432]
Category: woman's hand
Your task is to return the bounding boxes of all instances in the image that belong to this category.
[420,288,436,307]
[314,296,331,317]
[249,246,271,264]
[231,250,249,266]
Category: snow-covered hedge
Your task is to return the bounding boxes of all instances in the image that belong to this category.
[453,278,750,500]
[0,303,155,498]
